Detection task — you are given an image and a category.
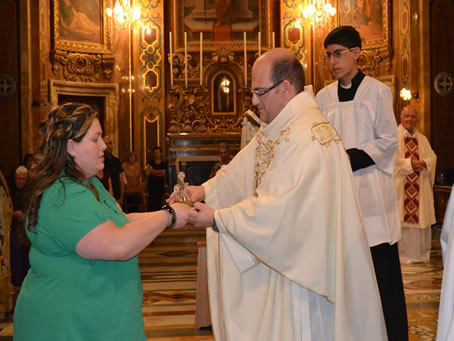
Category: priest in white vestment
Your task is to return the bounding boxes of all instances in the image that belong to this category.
[394,105,437,264]
[315,26,408,341]
[437,188,454,341]
[174,48,387,341]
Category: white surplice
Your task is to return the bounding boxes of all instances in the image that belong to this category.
[315,76,401,247]
[204,87,387,341]
[394,124,437,263]
[437,188,454,341]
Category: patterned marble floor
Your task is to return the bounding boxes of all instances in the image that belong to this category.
[0,227,444,340]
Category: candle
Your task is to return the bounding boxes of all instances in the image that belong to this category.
[169,32,173,87]
[272,32,275,48]
[258,31,261,56]
[243,32,247,88]
[200,32,203,86]
[184,32,188,88]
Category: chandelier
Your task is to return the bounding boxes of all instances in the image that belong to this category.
[106,0,140,25]
[300,0,336,25]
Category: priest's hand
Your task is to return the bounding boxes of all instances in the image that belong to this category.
[190,202,214,228]
[186,185,205,203]
[411,159,425,173]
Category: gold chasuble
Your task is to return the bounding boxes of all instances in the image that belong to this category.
[203,87,387,341]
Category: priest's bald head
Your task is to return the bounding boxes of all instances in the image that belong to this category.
[251,48,305,124]
[400,105,418,134]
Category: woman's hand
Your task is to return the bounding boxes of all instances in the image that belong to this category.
[172,203,198,229]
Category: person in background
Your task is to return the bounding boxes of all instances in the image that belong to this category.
[171,48,387,340]
[103,135,125,206]
[22,153,36,171]
[315,25,408,341]
[209,143,233,178]
[394,105,437,264]
[96,169,112,196]
[10,165,30,287]
[13,103,197,340]
[122,152,143,212]
[146,147,168,212]
[123,152,142,189]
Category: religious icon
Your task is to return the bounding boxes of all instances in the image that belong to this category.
[174,172,193,206]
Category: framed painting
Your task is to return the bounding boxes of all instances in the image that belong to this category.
[53,0,113,54]
[338,0,390,50]
[172,0,272,52]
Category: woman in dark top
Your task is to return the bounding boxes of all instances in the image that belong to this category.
[146,147,168,212]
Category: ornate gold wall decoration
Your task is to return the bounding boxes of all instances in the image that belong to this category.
[138,0,165,163]
[358,47,391,77]
[51,50,114,82]
[281,1,309,62]
[400,0,410,85]
[167,48,251,135]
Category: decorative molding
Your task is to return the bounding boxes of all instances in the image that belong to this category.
[358,47,392,77]
[51,50,115,82]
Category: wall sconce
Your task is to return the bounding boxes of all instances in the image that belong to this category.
[400,87,420,101]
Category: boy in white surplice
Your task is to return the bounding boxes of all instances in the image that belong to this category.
[316,25,408,341]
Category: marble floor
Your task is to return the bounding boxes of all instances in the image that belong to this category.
[0,227,444,340]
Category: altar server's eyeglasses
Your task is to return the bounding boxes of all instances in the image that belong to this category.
[324,47,355,62]
[251,80,284,97]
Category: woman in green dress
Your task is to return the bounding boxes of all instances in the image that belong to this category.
[13,103,197,340]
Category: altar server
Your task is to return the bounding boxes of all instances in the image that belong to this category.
[316,25,408,341]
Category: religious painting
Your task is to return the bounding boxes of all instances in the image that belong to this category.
[173,0,272,51]
[53,0,113,54]
[338,0,390,50]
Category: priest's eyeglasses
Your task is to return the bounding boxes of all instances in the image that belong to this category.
[251,80,284,97]
[324,48,355,62]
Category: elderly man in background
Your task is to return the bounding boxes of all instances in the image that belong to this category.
[209,143,232,178]
[394,105,437,264]
[10,165,30,287]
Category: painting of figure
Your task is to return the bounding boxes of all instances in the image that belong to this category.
[339,0,384,41]
[58,0,101,44]
[182,0,259,42]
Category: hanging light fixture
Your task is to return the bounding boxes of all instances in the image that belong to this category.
[300,0,336,25]
[106,0,140,25]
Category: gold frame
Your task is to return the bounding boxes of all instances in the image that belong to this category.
[211,70,237,116]
[337,0,390,52]
[53,0,113,54]
[173,0,271,52]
